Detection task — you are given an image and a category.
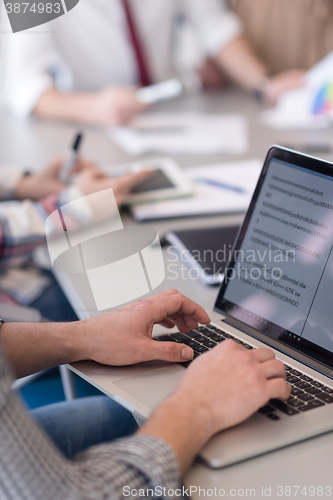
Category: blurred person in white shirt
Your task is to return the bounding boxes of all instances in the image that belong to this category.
[1,0,295,126]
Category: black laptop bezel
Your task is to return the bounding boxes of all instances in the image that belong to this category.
[214,145,333,377]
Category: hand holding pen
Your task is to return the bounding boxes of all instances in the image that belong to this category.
[15,152,95,201]
[59,132,84,184]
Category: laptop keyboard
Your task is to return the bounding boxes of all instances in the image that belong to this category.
[155,324,333,420]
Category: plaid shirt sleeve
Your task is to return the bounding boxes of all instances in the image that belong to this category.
[0,184,83,262]
[0,341,182,500]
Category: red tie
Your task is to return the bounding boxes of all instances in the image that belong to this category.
[121,0,151,86]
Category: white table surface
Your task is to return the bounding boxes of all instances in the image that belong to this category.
[1,88,333,500]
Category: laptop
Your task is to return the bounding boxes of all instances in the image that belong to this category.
[70,145,333,468]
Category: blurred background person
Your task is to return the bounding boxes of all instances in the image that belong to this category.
[234,0,333,75]
[1,0,296,126]
[200,0,333,103]
[0,156,149,322]
[0,158,150,445]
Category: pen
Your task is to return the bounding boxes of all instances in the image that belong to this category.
[195,177,247,194]
[59,132,83,184]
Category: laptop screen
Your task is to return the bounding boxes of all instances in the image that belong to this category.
[215,147,333,369]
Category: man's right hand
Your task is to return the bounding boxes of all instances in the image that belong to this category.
[139,339,290,473]
[173,340,289,437]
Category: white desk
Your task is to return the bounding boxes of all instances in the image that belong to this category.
[1,89,333,499]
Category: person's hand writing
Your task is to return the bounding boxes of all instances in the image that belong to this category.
[15,156,96,200]
[76,289,210,366]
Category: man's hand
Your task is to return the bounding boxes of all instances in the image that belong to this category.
[77,289,210,366]
[75,168,154,205]
[140,339,290,473]
[15,156,96,200]
[173,340,289,436]
[93,87,148,127]
[264,69,306,105]
[15,154,153,205]
[2,290,209,379]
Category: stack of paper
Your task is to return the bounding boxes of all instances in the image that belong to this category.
[131,159,262,221]
[261,51,333,129]
[108,112,248,155]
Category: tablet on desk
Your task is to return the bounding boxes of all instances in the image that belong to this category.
[165,225,240,286]
[105,158,193,205]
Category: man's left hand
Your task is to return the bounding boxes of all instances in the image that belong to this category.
[76,289,210,366]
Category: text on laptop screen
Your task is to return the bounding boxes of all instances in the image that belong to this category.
[217,154,333,367]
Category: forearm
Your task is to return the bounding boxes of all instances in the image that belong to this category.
[34,88,99,124]
[216,35,268,91]
[0,340,181,498]
[139,393,212,474]
[1,321,81,378]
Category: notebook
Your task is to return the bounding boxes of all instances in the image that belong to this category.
[131,159,262,221]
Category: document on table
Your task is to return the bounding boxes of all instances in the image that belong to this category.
[108,112,248,155]
[261,51,333,129]
[131,159,262,221]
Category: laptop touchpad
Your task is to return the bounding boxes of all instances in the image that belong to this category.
[114,368,181,409]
